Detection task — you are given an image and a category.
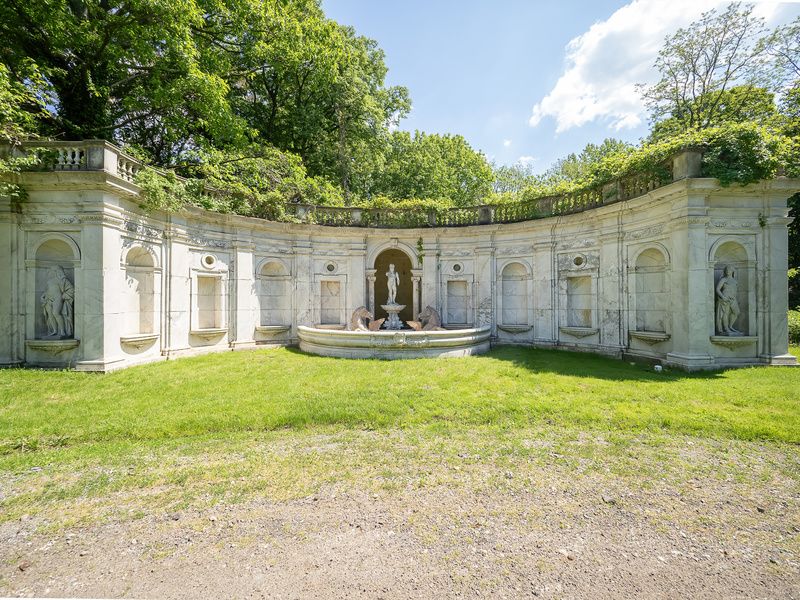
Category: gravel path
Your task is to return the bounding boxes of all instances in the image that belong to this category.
[1,433,798,599]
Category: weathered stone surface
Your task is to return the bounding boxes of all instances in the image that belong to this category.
[0,149,797,370]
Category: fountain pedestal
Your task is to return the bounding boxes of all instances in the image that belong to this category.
[381,303,405,330]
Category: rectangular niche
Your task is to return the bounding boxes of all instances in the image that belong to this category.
[196,275,223,329]
[446,280,468,324]
[566,276,592,328]
[260,278,289,326]
[125,268,155,334]
[320,280,341,325]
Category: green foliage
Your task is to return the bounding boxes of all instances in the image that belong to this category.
[789,268,800,309]
[641,3,769,131]
[134,144,346,218]
[0,0,253,163]
[365,131,494,207]
[649,86,778,141]
[2,346,800,448]
[788,309,800,343]
[536,138,634,186]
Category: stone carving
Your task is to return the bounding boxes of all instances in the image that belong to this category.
[381,303,405,330]
[124,220,161,239]
[626,224,664,240]
[41,266,74,338]
[715,265,741,335]
[496,246,531,257]
[386,263,399,304]
[348,306,373,331]
[189,233,231,249]
[408,306,444,331]
[709,220,754,229]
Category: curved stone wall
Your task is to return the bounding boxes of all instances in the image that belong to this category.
[0,163,797,370]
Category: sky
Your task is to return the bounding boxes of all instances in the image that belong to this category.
[322,0,800,173]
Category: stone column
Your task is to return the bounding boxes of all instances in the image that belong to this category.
[474,244,495,329]
[230,239,255,348]
[293,240,313,331]
[76,211,121,370]
[348,240,367,317]
[366,269,377,315]
[666,203,714,369]
[532,239,556,342]
[598,228,624,353]
[420,237,438,312]
[411,270,422,318]
[762,214,797,364]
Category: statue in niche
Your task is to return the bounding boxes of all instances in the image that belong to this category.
[715,265,741,335]
[41,265,75,338]
[386,263,399,304]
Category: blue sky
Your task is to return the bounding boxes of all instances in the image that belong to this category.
[322,0,800,173]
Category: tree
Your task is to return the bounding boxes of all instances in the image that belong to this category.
[537,138,633,186]
[649,85,777,141]
[0,0,255,164]
[493,162,537,195]
[227,6,410,197]
[641,3,768,133]
[367,131,494,207]
[762,16,800,88]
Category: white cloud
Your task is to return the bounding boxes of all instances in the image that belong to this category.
[503,139,512,147]
[528,0,787,133]
[517,155,538,167]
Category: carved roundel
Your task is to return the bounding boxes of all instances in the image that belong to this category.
[452,262,463,273]
[325,261,337,273]
[201,253,217,269]
[572,254,586,268]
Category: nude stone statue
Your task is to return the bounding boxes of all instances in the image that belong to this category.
[715,265,741,335]
[386,263,399,305]
[41,265,75,338]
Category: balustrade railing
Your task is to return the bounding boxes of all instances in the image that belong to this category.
[3,140,692,228]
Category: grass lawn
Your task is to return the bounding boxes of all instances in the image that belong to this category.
[1,346,798,528]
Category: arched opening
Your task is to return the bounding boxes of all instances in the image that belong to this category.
[125,247,156,335]
[374,249,414,323]
[35,239,76,339]
[713,241,750,335]
[634,247,668,333]
[501,262,528,325]
[259,260,290,326]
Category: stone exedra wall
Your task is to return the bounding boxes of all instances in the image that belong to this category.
[0,141,796,370]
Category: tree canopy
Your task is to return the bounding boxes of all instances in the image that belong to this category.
[1,0,798,220]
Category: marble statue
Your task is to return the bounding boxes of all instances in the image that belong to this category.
[715,265,741,335]
[41,265,74,338]
[408,305,444,331]
[348,306,373,331]
[386,263,399,304]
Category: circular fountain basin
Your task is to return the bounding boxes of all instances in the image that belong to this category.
[298,325,491,359]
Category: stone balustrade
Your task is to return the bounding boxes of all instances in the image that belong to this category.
[2,139,701,227]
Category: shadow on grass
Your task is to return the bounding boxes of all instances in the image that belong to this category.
[286,345,725,383]
[483,345,725,382]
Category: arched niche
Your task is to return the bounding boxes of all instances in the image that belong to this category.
[500,261,530,326]
[712,240,752,335]
[258,259,291,326]
[124,246,157,335]
[633,247,669,333]
[373,248,414,323]
[34,238,78,339]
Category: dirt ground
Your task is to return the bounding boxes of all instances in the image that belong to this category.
[1,435,799,599]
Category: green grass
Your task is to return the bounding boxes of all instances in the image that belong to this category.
[1,346,798,448]
[0,345,798,529]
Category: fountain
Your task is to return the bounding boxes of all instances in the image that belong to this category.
[298,262,490,359]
